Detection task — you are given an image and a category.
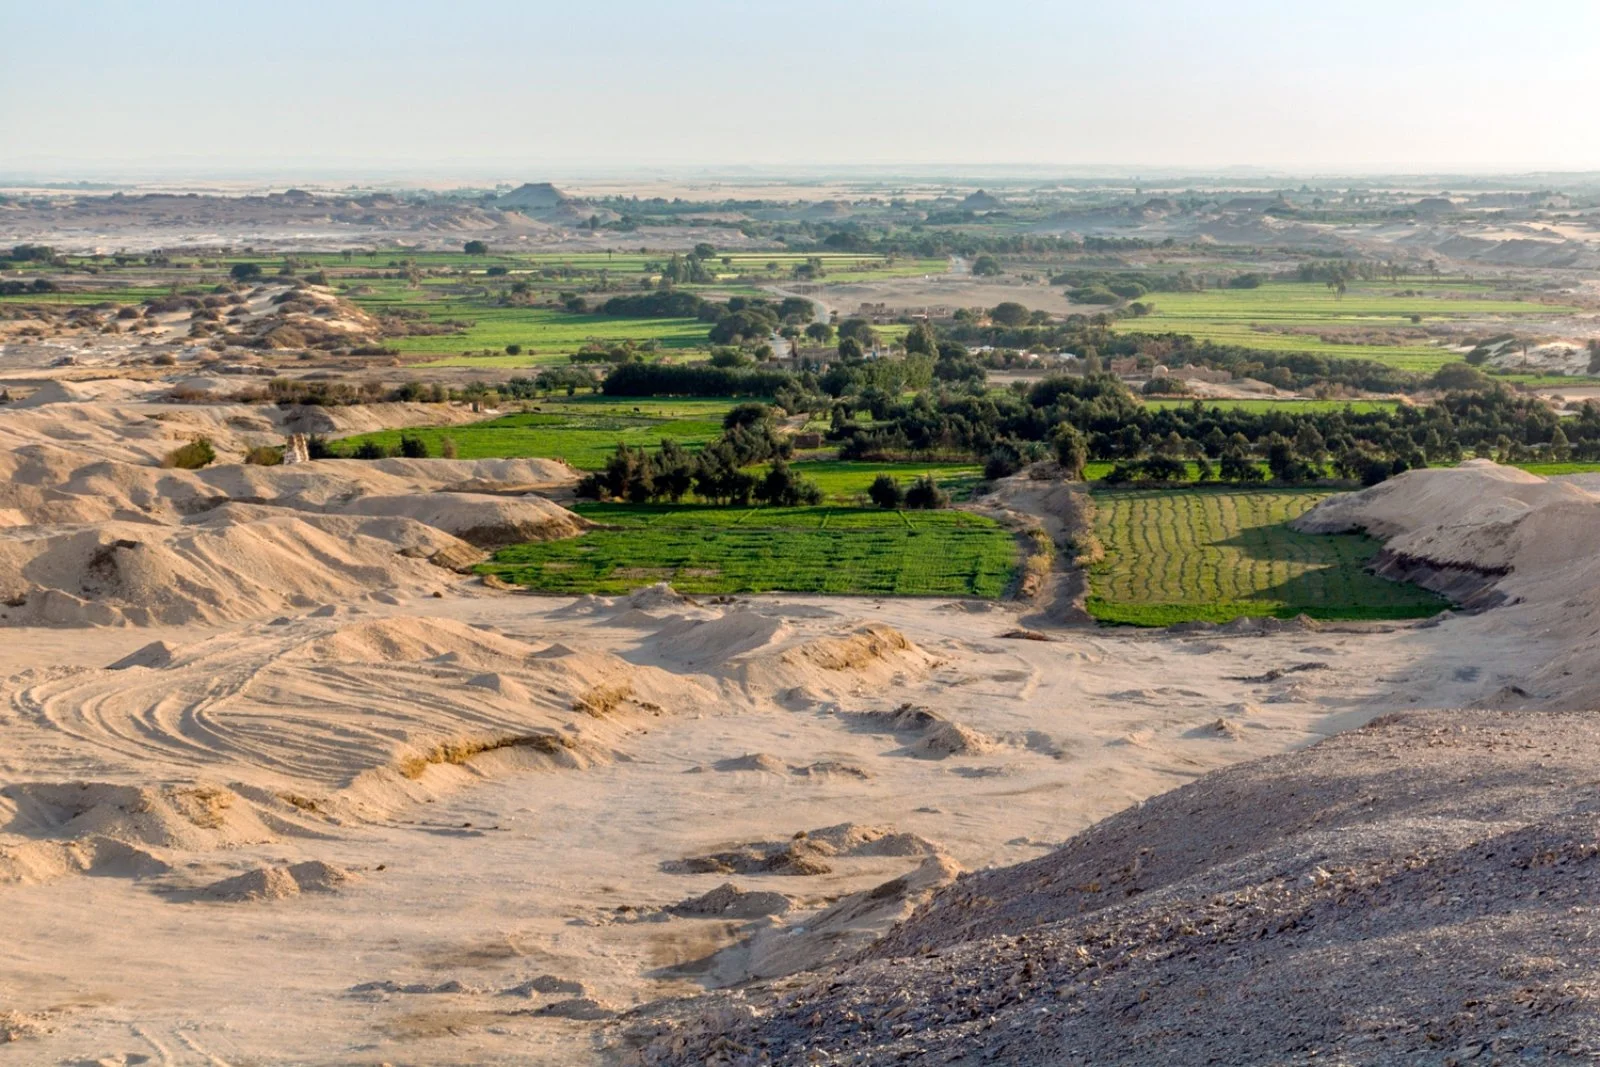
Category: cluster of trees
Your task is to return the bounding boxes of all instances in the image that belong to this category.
[602,361,796,398]
[822,366,1589,486]
[2,244,60,266]
[595,291,812,348]
[866,473,950,509]
[577,416,818,506]
[0,278,57,295]
[316,432,455,461]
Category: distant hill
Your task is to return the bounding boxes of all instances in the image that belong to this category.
[496,182,571,210]
[960,189,1003,211]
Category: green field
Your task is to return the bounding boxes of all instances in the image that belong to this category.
[1116,281,1581,373]
[754,461,984,503]
[481,504,1018,597]
[335,409,726,470]
[1087,487,1447,625]
[1513,462,1600,477]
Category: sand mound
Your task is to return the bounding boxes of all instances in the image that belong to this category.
[298,616,539,668]
[502,974,589,998]
[340,492,586,547]
[106,639,176,669]
[2,781,274,851]
[1296,461,1600,637]
[669,882,793,920]
[0,1009,55,1042]
[703,754,872,779]
[669,823,942,877]
[710,753,791,775]
[906,719,996,758]
[625,582,693,612]
[659,854,965,989]
[716,624,938,698]
[651,611,792,665]
[850,704,996,759]
[202,860,357,902]
[0,834,170,885]
[0,514,467,626]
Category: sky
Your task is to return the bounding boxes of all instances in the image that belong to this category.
[5,0,1600,179]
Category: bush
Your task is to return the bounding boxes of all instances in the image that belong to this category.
[163,436,216,470]
[353,441,390,460]
[229,262,262,282]
[243,445,283,465]
[754,459,823,507]
[904,474,950,509]
[983,445,1022,481]
[867,474,905,509]
[307,434,336,459]
[1142,376,1189,395]
[440,436,459,459]
[723,402,772,430]
[505,343,522,355]
[398,435,429,458]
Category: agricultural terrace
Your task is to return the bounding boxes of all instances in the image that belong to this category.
[1115,280,1581,373]
[481,505,1018,597]
[1087,487,1447,626]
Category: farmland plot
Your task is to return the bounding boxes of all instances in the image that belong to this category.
[1087,487,1447,625]
[481,505,1018,597]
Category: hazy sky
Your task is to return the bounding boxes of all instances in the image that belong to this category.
[5,0,1599,177]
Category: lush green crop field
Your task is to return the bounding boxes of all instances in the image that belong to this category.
[1115,281,1580,373]
[1087,487,1447,625]
[762,461,984,503]
[336,411,724,469]
[1513,462,1600,476]
[345,287,711,364]
[481,504,1018,597]
[1139,398,1401,414]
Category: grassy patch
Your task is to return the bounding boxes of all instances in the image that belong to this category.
[336,410,726,470]
[1513,462,1600,476]
[774,461,984,504]
[1116,281,1580,372]
[1086,486,1447,625]
[480,504,1018,597]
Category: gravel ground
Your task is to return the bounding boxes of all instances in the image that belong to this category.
[619,707,1600,1065]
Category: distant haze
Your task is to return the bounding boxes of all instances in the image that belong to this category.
[5,0,1599,178]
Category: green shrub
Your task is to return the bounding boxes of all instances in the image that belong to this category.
[905,474,950,509]
[867,474,905,509]
[163,436,217,469]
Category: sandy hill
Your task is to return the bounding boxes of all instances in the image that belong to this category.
[634,703,1600,1065]
[497,182,571,210]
